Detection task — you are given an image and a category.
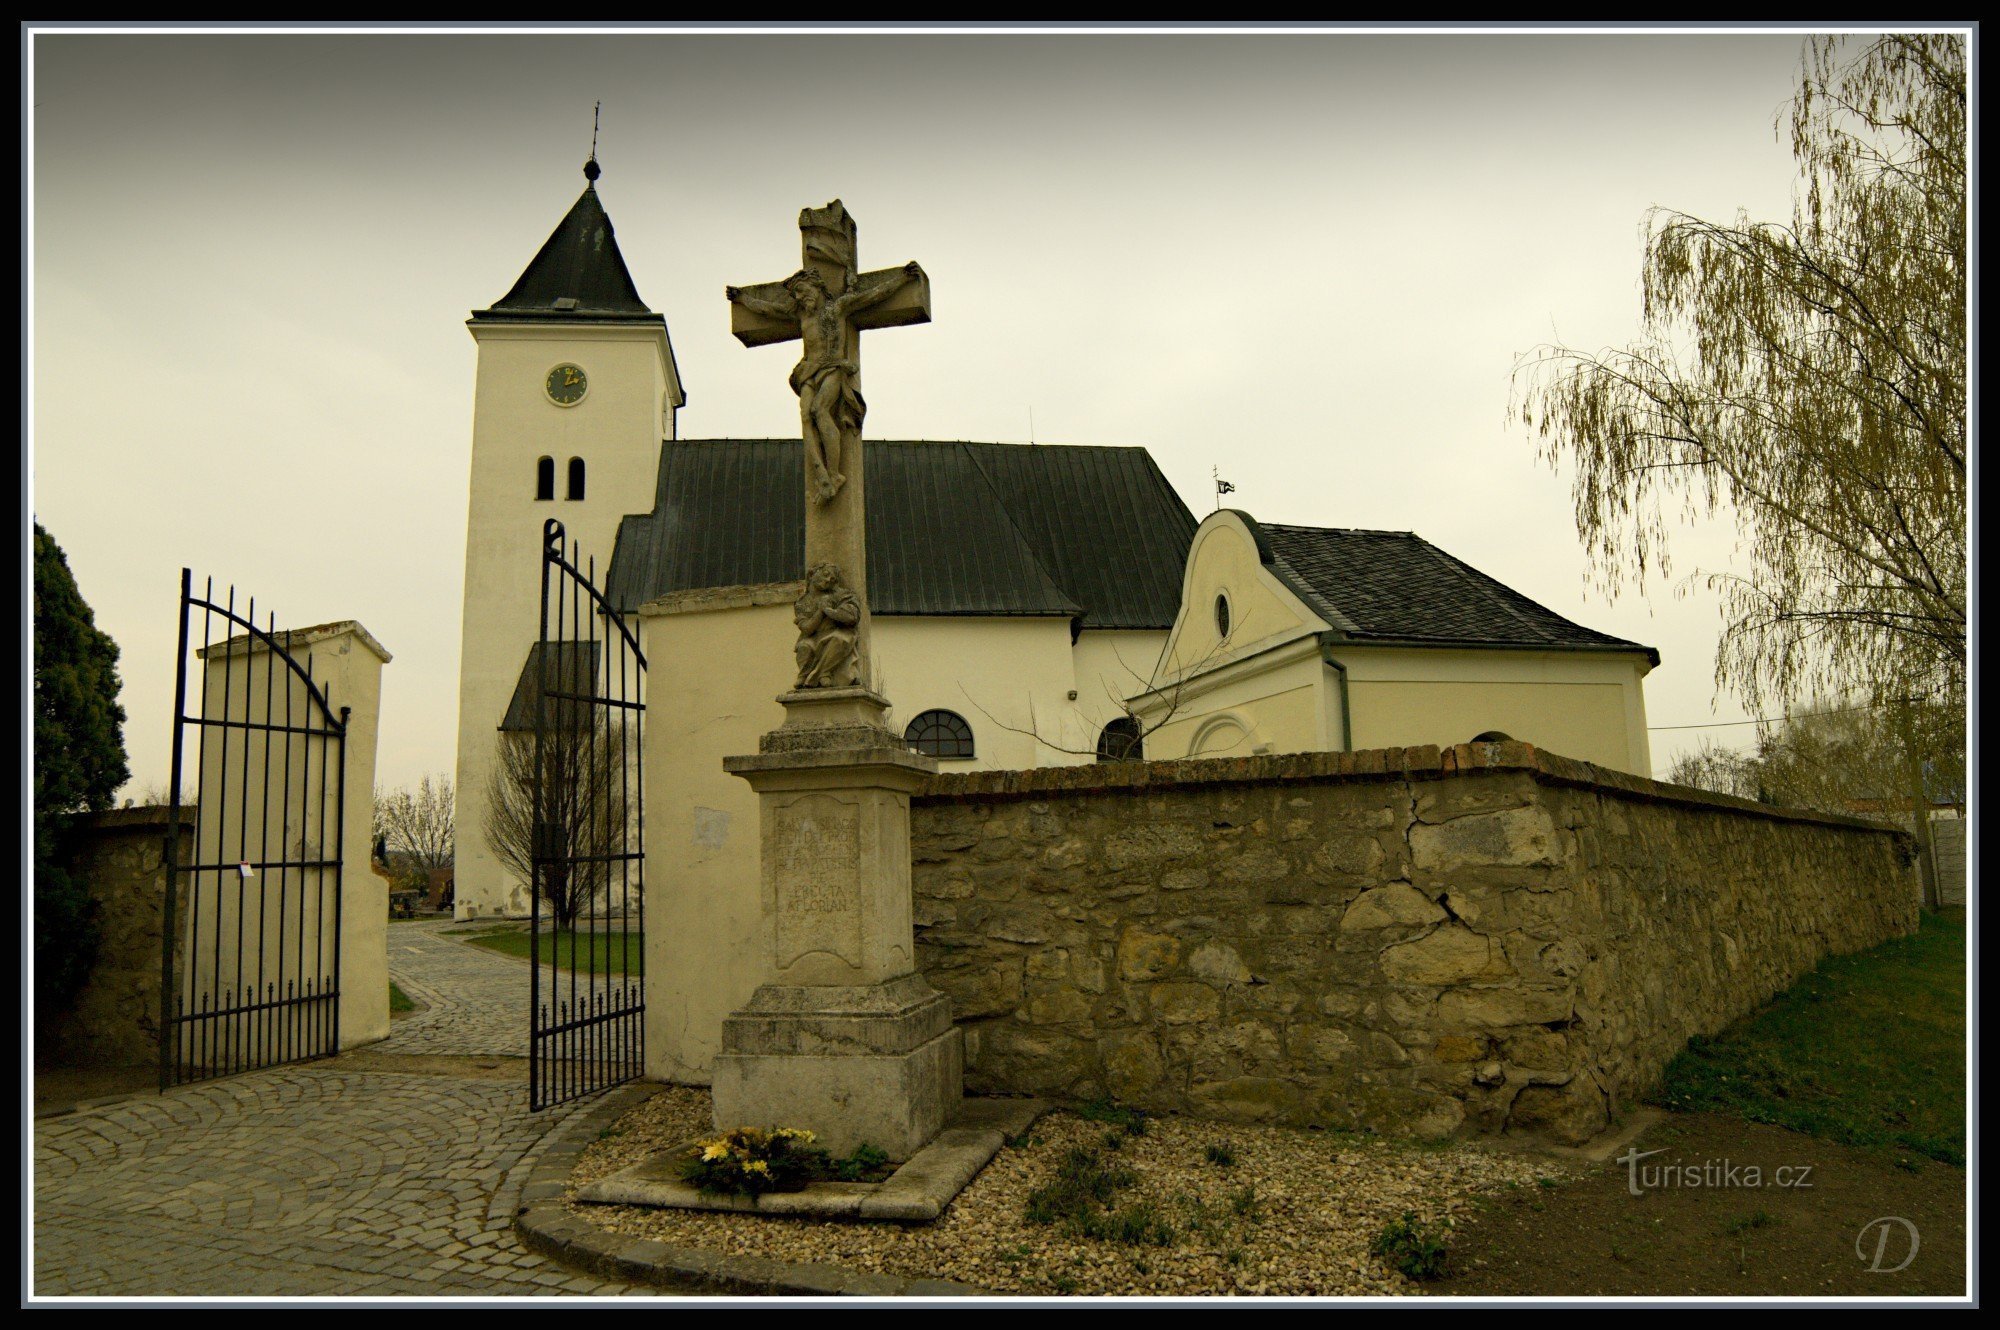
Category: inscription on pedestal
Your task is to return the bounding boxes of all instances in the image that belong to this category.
[774,794,863,969]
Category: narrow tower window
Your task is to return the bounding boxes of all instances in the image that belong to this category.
[567,457,586,501]
[535,456,555,501]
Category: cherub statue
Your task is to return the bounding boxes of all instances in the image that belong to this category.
[792,562,862,689]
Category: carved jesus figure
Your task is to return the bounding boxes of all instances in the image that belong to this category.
[792,562,862,689]
[727,262,923,504]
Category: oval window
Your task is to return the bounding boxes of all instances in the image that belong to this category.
[1215,593,1232,639]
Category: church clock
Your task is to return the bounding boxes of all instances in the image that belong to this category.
[545,363,589,406]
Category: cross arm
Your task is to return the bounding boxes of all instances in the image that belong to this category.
[845,264,932,333]
[728,280,802,348]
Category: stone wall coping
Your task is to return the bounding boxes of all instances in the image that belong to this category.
[635,580,803,617]
[61,804,193,832]
[198,619,392,665]
[913,740,1913,842]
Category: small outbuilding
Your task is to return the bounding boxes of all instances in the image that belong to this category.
[1129,509,1658,775]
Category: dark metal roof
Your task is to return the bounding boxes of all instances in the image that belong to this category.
[1239,515,1659,665]
[498,642,601,732]
[604,440,1196,628]
[473,182,660,324]
[960,443,1197,630]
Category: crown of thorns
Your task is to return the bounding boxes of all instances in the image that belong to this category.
[784,268,830,295]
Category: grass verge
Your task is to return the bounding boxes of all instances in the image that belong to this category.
[464,927,641,975]
[1650,910,1964,1163]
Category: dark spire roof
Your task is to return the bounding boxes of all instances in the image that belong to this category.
[473,164,658,323]
[604,440,1197,628]
[1229,512,1659,665]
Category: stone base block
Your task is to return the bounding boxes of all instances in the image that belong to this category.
[711,978,964,1161]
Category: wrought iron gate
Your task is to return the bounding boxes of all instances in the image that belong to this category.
[161,570,347,1088]
[528,519,645,1110]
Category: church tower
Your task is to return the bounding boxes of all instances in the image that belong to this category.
[454,158,684,918]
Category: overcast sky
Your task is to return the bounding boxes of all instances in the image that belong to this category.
[32,25,1857,794]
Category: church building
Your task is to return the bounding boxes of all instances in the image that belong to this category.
[453,165,1657,1077]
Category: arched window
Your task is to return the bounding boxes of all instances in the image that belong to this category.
[1471,730,1513,743]
[535,456,555,501]
[1214,592,1232,639]
[567,457,586,501]
[905,709,974,760]
[1097,716,1144,763]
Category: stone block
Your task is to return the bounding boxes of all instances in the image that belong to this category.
[1435,985,1574,1029]
[1100,1032,1165,1100]
[1115,926,1180,980]
[711,1022,963,1162]
[1411,806,1563,873]
[1380,924,1513,985]
[1507,1076,1608,1145]
[1148,981,1221,1025]
[1187,942,1253,984]
[1188,1075,1300,1122]
[1340,883,1447,931]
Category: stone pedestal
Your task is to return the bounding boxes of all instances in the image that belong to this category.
[716,688,961,1160]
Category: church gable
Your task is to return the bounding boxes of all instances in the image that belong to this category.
[1156,513,1329,683]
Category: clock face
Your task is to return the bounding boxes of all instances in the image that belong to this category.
[545,363,588,406]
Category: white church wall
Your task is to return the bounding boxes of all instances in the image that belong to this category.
[455,320,676,921]
[635,595,1166,1082]
[1141,639,1330,760]
[1069,629,1171,753]
[874,615,1098,768]
[634,586,795,1084]
[1338,645,1654,776]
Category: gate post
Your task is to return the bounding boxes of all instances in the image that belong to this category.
[191,620,394,1055]
[308,624,394,1051]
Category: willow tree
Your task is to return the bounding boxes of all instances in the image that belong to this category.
[1515,35,1966,752]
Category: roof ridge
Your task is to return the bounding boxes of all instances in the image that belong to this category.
[1261,520,1415,538]
[961,443,1087,619]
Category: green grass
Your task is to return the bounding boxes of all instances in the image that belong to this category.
[464,928,642,975]
[1651,911,1965,1163]
[388,981,416,1014]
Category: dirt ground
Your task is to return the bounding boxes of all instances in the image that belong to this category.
[1433,1110,1966,1297]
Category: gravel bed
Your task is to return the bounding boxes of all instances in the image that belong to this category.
[563,1088,1560,1295]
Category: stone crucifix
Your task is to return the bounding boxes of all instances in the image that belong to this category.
[727,200,930,694]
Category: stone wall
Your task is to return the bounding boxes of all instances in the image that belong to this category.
[45,807,187,1068]
[910,742,1918,1144]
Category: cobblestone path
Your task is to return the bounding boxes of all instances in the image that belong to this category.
[33,920,656,1298]
[382,918,534,1057]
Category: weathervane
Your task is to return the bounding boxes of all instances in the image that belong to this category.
[585,101,602,182]
[1214,466,1236,511]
